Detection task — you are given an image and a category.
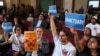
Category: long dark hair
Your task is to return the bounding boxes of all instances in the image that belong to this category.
[84,36,100,56]
[84,27,91,37]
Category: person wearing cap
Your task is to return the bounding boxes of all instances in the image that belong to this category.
[85,16,100,36]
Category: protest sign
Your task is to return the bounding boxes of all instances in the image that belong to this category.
[49,5,57,16]
[2,22,12,32]
[24,31,38,52]
[65,13,86,30]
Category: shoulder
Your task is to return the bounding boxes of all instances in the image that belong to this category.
[10,34,15,37]
[96,24,100,27]
[34,19,38,22]
[86,23,91,27]
[67,42,76,51]
[9,34,16,40]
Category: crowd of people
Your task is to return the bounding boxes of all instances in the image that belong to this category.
[0,4,100,56]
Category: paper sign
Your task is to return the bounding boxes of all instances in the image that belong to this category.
[49,5,57,16]
[24,31,38,52]
[65,13,86,30]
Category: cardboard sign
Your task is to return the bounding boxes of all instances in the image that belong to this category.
[24,31,38,52]
[49,5,57,16]
[2,22,12,32]
[65,13,86,30]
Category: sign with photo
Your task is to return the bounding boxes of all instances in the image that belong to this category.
[24,31,38,52]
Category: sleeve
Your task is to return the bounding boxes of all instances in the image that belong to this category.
[85,24,90,28]
[69,48,76,56]
[97,25,100,33]
[53,35,59,45]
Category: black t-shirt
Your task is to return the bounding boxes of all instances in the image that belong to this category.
[79,47,100,56]
[0,37,11,52]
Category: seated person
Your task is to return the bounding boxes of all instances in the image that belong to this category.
[26,27,49,56]
[0,32,12,56]
[33,14,48,29]
[8,25,24,56]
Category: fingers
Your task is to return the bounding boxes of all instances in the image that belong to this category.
[70,27,77,35]
[70,27,75,33]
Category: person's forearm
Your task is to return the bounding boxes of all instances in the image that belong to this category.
[74,35,83,52]
[0,42,7,46]
[50,16,57,37]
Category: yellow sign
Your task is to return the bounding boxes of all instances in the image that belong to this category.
[24,31,38,52]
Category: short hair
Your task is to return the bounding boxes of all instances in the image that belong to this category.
[39,14,45,18]
[34,26,44,31]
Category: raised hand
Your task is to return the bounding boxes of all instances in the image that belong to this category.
[70,27,78,35]
[4,32,9,43]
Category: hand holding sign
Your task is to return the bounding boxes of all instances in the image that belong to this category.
[65,13,86,30]
[2,22,12,32]
[70,27,78,35]
[49,5,57,16]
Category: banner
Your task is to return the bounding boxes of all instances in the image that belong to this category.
[2,22,12,32]
[24,31,38,52]
[65,13,86,30]
[49,5,57,16]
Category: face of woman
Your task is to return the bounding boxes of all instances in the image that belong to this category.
[88,38,99,50]
[84,28,91,35]
[16,27,22,34]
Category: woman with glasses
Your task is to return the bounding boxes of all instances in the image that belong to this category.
[8,25,24,56]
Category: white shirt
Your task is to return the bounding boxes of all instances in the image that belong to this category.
[31,51,38,56]
[9,34,24,51]
[27,17,34,22]
[36,20,42,27]
[86,23,100,36]
[52,36,76,56]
